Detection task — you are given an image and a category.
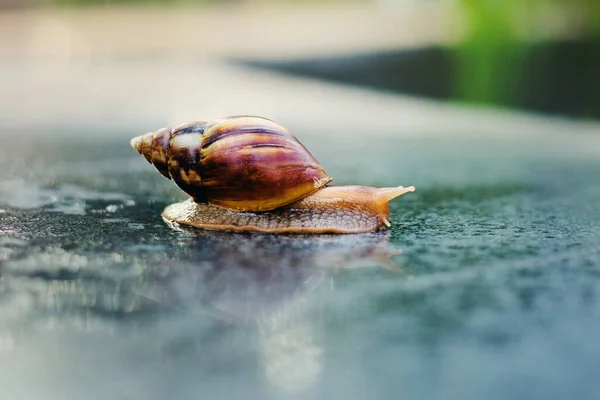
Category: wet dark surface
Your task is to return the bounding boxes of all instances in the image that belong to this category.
[1,127,600,399]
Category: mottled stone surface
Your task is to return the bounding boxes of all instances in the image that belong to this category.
[1,115,600,399]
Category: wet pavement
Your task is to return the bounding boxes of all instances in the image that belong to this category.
[1,113,600,398]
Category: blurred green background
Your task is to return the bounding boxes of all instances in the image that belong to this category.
[456,0,600,117]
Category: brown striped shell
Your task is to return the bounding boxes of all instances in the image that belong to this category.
[131,116,332,212]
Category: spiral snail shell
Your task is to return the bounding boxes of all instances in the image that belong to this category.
[131,115,415,234]
[131,116,331,212]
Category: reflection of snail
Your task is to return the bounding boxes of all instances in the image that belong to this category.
[159,230,401,392]
[131,116,415,233]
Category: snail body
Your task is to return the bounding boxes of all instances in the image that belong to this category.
[132,116,415,234]
[162,185,415,234]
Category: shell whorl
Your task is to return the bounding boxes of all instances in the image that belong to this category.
[131,116,332,212]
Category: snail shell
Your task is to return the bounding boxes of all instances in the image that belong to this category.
[131,116,415,234]
[131,116,332,212]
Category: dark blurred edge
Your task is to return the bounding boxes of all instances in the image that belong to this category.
[234,39,600,120]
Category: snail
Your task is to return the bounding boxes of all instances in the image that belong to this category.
[131,115,415,234]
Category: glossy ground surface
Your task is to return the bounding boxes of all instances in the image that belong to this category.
[1,118,600,399]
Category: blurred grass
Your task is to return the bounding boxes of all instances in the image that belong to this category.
[455,0,600,117]
[455,0,525,105]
